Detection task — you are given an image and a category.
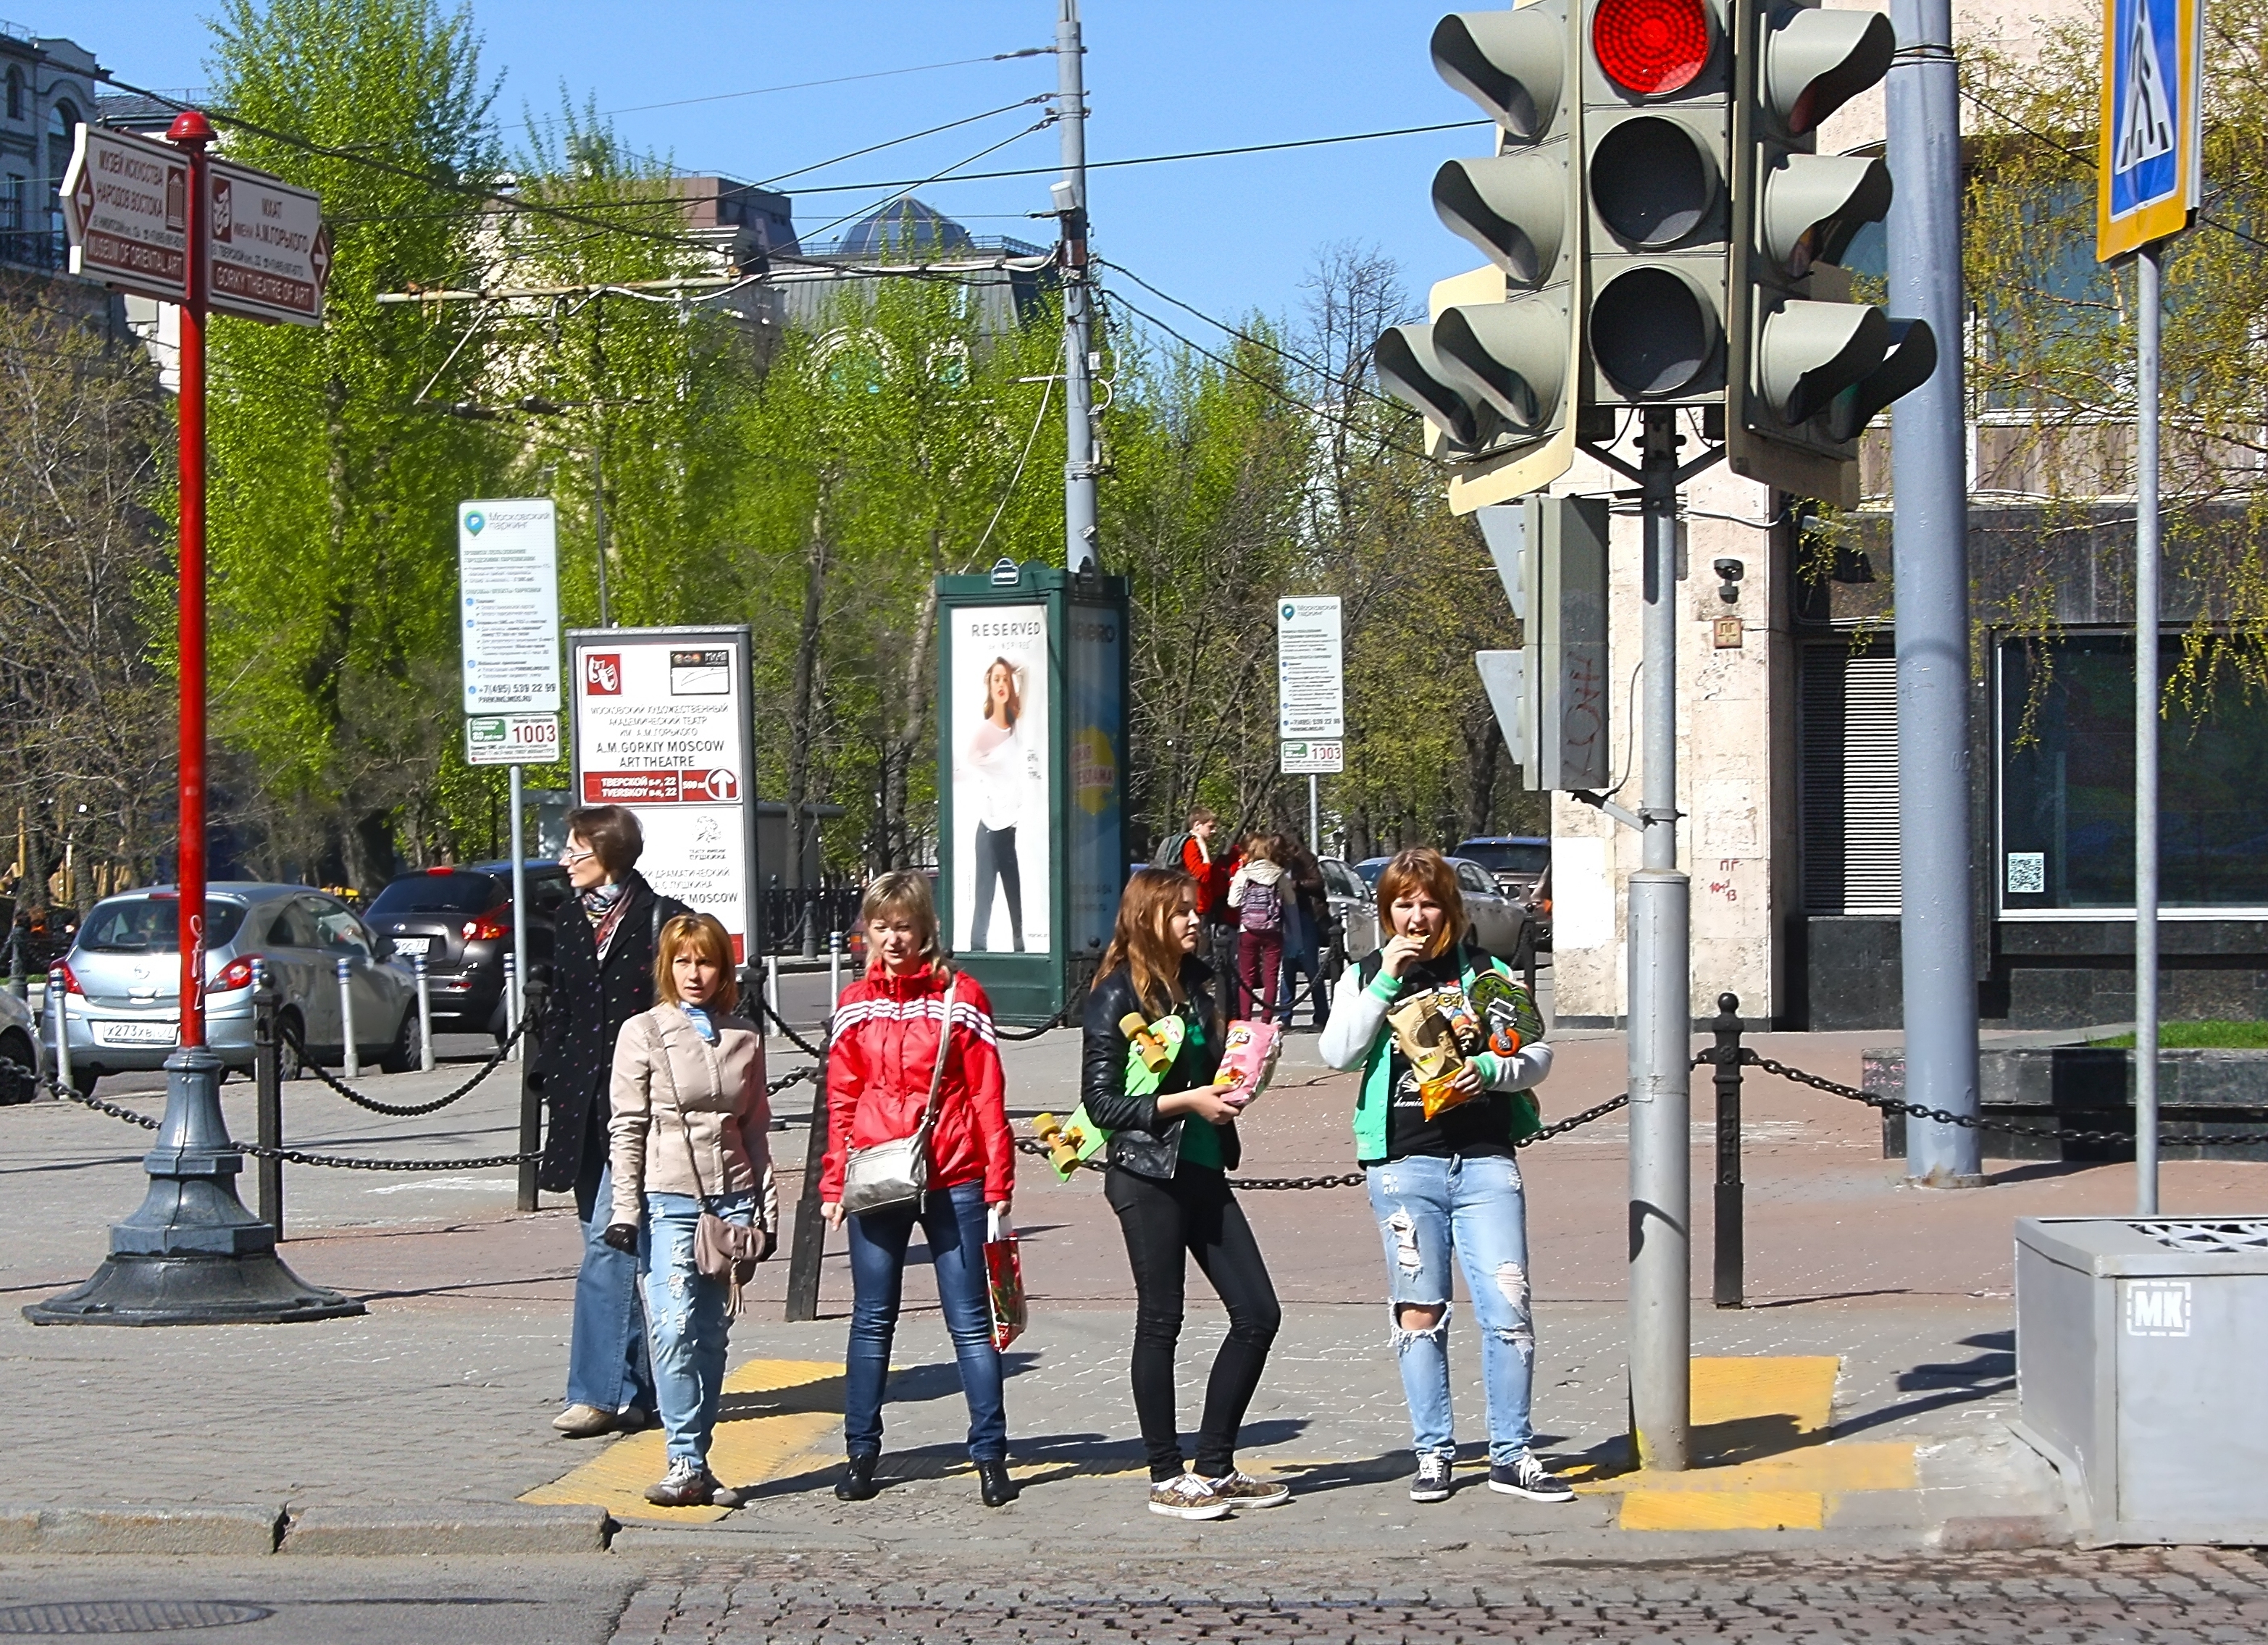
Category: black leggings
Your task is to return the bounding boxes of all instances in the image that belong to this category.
[968,823,1024,952]
[1105,1160,1282,1480]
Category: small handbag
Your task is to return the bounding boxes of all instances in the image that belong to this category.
[840,978,958,1217]
[658,1021,769,1316]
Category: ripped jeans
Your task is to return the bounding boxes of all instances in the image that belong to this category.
[1365,1154,1536,1466]
[639,1190,754,1468]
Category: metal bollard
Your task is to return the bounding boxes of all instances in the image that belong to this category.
[766,955,782,1037]
[413,953,435,1072]
[503,953,519,1063]
[47,964,71,1097]
[829,927,842,1003]
[6,918,25,1003]
[252,960,283,1236]
[800,897,818,961]
[336,957,359,1079]
[1711,990,1746,1310]
[516,971,545,1213]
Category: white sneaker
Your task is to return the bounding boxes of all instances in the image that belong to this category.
[1147,1472,1232,1520]
[1489,1451,1574,1503]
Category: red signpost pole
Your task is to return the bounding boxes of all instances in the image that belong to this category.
[169,109,212,1048]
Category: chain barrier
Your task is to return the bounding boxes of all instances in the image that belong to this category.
[768,1065,818,1095]
[281,1018,524,1118]
[1719,1047,2268,1152]
[754,989,830,1060]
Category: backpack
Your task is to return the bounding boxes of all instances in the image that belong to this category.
[1151,831,1194,870]
[1237,874,1283,932]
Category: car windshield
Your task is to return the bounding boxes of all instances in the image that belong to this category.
[1457,841,1550,876]
[369,874,505,916]
[1355,858,1388,887]
[79,897,248,953]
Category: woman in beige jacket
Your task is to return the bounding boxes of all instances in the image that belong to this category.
[601,913,778,1507]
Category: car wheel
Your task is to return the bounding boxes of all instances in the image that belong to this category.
[0,1030,35,1104]
[277,1010,307,1081]
[378,1003,419,1075]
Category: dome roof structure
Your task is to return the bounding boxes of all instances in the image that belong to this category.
[836,197,976,259]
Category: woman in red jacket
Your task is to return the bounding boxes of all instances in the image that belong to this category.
[821,870,1016,1508]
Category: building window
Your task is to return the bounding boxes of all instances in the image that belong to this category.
[1,175,20,230]
[1799,642,1901,915]
[6,67,23,122]
[1999,633,2268,913]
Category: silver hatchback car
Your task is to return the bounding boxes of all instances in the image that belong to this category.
[46,884,417,1090]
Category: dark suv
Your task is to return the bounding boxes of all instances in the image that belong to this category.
[365,861,571,1041]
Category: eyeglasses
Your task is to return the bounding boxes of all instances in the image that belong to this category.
[561,847,596,866]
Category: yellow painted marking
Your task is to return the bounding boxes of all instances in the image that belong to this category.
[521,1357,842,1523]
[1576,1441,1916,1497]
[1691,1355,1838,1435]
[1620,1488,1825,1531]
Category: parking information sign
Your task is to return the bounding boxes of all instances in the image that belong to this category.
[2098,0,2203,259]
[1277,596,1345,739]
[1279,739,1345,776]
[569,629,759,963]
[464,713,561,766]
[59,125,189,304]
[458,500,561,714]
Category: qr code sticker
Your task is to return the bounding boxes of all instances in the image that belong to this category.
[2006,852,2046,895]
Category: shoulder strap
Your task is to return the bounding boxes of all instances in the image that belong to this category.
[911,977,958,1145]
[652,1015,715,1212]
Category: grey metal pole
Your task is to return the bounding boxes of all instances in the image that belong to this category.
[1058,0,1099,575]
[1308,774,1320,853]
[336,958,359,1079]
[1628,407,1691,1471]
[2134,244,2162,1214]
[509,761,529,1064]
[252,959,281,1236]
[1888,0,1983,1187]
[48,964,71,1096]
[413,952,435,1073]
[591,440,612,628]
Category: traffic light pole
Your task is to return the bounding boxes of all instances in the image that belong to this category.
[1628,407,1692,1471]
[1056,0,1098,576]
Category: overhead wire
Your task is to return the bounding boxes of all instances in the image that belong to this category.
[795,113,1059,247]
[521,48,1050,127]
[751,96,1055,191]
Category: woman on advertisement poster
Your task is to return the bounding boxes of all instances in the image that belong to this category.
[964,656,1039,953]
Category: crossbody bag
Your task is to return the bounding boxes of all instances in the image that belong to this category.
[839,977,958,1216]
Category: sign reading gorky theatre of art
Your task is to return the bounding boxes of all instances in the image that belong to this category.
[570,631,758,962]
[207,159,331,325]
[458,500,561,715]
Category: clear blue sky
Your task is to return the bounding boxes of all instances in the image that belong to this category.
[62,0,1494,348]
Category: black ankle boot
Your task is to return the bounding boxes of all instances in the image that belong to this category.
[976,1458,1018,1507]
[835,1453,879,1502]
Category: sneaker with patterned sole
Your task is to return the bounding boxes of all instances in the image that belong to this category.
[1410,1454,1454,1502]
[1204,1470,1291,1509]
[1489,1451,1573,1503]
[1147,1473,1232,1520]
[645,1457,719,1507]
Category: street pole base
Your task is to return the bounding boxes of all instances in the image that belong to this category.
[1905,1168,1988,1190]
[23,1250,364,1326]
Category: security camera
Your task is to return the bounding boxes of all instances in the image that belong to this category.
[1714,558,1744,603]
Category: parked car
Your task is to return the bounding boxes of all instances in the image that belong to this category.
[0,986,45,1104]
[365,861,570,1042]
[1319,857,1381,971]
[1454,834,1552,952]
[46,884,419,1091]
[1348,853,1533,968]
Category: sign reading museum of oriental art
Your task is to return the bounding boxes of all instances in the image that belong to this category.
[569,627,759,963]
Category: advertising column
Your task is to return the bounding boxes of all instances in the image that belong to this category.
[569,629,758,962]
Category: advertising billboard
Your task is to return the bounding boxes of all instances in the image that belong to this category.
[947,603,1053,956]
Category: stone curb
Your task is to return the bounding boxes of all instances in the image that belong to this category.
[0,1502,612,1557]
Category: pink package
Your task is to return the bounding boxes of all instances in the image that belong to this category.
[1216,1020,1281,1108]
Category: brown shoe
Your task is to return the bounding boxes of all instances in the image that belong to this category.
[644,1458,718,1507]
[553,1403,613,1437]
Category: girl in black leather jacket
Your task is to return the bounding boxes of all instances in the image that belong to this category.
[1081,867,1286,1521]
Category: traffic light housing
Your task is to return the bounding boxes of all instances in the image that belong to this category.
[1375,3,1586,509]
[1725,0,1936,504]
[1476,494,1612,790]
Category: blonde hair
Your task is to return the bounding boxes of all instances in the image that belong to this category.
[1375,847,1468,962]
[861,870,951,975]
[1242,833,1276,863]
[1099,868,1199,1017]
[653,913,740,1012]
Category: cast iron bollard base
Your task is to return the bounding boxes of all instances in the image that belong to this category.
[24,1045,363,1326]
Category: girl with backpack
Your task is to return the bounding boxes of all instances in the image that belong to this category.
[1226,834,1287,1020]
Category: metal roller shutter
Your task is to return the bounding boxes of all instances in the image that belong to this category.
[1800,644,1901,913]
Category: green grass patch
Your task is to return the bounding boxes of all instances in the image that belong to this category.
[2091,1021,2268,1050]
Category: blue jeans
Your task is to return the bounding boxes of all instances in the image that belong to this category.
[843,1179,1008,1462]
[568,1163,655,1413]
[639,1190,753,1467]
[1365,1154,1536,1466]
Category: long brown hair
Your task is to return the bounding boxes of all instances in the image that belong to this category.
[1375,847,1468,961]
[1098,867,1198,1016]
[982,656,1021,728]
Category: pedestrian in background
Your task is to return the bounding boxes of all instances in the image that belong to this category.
[1318,846,1571,1507]
[1273,834,1331,1031]
[537,804,687,1439]
[601,913,776,1507]
[1175,807,1237,984]
[1226,834,1287,1020]
[821,871,1018,1509]
[1082,867,1286,1521]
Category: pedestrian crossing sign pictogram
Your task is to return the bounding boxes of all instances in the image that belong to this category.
[2098,0,2203,259]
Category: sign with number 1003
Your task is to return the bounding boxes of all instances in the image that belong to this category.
[465,713,561,766]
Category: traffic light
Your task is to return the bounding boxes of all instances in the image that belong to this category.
[1581,0,1733,409]
[1725,0,1937,504]
[1374,3,1586,509]
[1476,495,1612,790]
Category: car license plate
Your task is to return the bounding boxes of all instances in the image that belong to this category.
[392,934,436,955]
[95,1020,179,1046]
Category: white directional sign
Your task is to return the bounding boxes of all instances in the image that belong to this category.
[59,125,189,304]
[458,500,561,714]
[464,713,561,766]
[207,159,330,326]
[1276,595,1345,740]
[2098,0,2203,259]
[1279,739,1344,776]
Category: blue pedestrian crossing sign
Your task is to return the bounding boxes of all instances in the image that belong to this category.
[2098,0,2203,259]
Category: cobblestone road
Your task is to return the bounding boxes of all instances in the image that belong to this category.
[611,1546,2268,1644]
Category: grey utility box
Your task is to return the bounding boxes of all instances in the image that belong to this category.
[2013,1215,2268,1543]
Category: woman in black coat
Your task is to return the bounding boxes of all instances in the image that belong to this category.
[537,804,687,1437]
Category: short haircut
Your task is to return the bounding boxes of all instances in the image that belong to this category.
[564,805,643,874]
[1187,805,1218,827]
[860,870,950,976]
[1374,847,1468,960]
[653,913,739,1013]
